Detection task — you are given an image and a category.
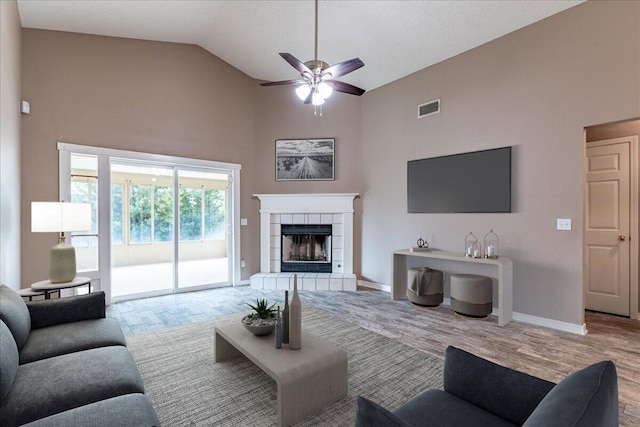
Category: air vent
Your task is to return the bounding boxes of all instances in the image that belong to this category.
[418,99,440,118]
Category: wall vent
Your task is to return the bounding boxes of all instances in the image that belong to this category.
[418,99,440,118]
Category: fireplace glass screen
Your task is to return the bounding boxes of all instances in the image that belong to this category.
[281,224,332,273]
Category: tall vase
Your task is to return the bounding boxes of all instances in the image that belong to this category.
[275,306,282,349]
[282,290,290,344]
[289,274,302,350]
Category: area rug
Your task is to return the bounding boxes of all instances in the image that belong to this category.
[126,307,444,426]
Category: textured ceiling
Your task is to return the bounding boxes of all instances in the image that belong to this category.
[16,0,583,91]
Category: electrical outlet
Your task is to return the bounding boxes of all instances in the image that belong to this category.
[241,259,246,268]
[557,218,572,231]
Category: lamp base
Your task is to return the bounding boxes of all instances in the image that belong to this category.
[49,242,77,283]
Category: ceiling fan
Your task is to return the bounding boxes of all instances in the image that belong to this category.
[260,0,365,110]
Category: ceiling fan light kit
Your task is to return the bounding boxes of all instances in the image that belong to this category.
[260,0,365,115]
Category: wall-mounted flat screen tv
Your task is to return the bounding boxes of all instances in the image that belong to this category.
[408,147,511,213]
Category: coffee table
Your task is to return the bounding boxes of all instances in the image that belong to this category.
[214,322,348,427]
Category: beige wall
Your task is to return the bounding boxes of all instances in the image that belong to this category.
[360,1,640,326]
[17,1,640,327]
[20,29,257,287]
[252,85,363,275]
[0,0,22,290]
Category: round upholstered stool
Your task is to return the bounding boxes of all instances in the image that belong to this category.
[407,267,444,307]
[450,273,492,318]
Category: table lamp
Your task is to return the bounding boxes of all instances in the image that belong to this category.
[31,201,92,283]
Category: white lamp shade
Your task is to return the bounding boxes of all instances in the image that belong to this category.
[31,202,92,232]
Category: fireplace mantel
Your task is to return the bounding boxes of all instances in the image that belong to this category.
[251,193,358,292]
[253,193,358,214]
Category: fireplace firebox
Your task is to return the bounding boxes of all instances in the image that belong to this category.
[281,224,332,273]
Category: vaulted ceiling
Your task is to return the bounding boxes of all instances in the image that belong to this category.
[16,0,583,91]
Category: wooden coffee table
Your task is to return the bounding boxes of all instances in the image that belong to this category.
[214,322,348,427]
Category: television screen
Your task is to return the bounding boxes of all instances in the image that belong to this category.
[407,147,511,213]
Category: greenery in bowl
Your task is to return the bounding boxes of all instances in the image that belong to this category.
[242,299,277,335]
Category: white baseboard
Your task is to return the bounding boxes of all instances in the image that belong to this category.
[416,297,586,335]
[238,280,251,286]
[358,280,391,292]
[512,312,587,335]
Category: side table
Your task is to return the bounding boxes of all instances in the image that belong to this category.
[31,276,92,299]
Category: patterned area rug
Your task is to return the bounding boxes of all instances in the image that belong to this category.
[126,306,444,426]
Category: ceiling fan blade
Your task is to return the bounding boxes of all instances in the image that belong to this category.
[322,58,364,79]
[330,80,366,96]
[260,79,305,87]
[280,53,312,75]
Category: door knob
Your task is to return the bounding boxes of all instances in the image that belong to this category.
[618,235,627,241]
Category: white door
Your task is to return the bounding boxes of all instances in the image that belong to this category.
[584,138,631,316]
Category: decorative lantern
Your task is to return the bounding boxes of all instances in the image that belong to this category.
[464,232,481,258]
[484,229,499,259]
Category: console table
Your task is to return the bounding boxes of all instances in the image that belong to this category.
[392,250,513,326]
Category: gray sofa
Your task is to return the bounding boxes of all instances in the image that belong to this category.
[356,346,618,427]
[0,285,159,426]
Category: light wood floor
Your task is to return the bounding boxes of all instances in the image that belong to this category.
[109,287,640,426]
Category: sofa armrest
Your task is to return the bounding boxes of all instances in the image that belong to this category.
[444,346,555,425]
[26,292,106,329]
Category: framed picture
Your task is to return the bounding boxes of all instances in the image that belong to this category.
[275,138,335,181]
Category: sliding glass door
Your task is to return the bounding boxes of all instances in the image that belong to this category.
[59,143,241,304]
[177,169,230,289]
[110,162,174,298]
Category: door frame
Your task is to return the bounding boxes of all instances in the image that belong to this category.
[58,142,242,304]
[583,135,639,320]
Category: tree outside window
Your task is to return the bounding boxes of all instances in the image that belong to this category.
[205,189,226,240]
[179,187,202,241]
[154,186,173,242]
[129,184,152,244]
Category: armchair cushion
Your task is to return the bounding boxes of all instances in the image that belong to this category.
[355,396,411,427]
[523,360,618,427]
[0,321,19,401]
[0,285,31,350]
[19,318,127,364]
[393,389,518,427]
[444,346,555,425]
[26,291,106,329]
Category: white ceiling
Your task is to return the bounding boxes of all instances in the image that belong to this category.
[16,0,583,91]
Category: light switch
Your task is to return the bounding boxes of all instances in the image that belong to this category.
[557,218,571,231]
[241,259,246,268]
[240,218,248,226]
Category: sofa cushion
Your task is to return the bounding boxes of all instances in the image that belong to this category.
[0,321,19,401]
[355,396,411,427]
[523,360,618,427]
[444,346,555,425]
[26,292,106,329]
[0,285,31,350]
[393,389,518,427]
[19,318,127,364]
[21,394,159,427]
[0,345,145,426]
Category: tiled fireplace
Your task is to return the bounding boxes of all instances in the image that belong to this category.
[250,193,358,291]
